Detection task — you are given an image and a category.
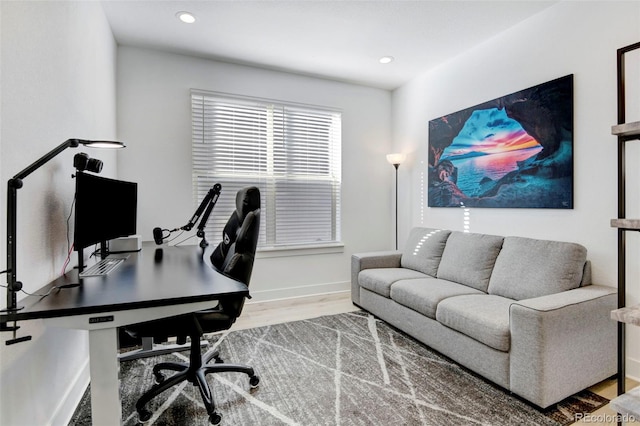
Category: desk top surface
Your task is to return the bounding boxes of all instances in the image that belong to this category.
[2,243,248,322]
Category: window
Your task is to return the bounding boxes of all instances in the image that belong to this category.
[191,91,342,250]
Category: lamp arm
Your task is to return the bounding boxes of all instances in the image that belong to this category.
[5,139,81,313]
[3,139,82,343]
[11,139,79,183]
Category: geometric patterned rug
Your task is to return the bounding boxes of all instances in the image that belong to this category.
[69,311,608,425]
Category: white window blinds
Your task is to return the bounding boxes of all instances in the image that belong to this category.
[191,91,342,249]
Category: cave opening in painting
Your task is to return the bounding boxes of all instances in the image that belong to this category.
[428,74,573,209]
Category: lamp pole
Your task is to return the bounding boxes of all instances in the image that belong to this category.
[393,163,399,250]
[386,153,405,250]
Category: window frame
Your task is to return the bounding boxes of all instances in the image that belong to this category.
[191,90,343,252]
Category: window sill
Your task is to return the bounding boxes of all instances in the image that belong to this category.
[257,242,344,258]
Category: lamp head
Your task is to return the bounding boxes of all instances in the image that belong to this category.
[70,140,125,172]
[76,139,126,149]
[386,153,406,168]
[71,140,124,173]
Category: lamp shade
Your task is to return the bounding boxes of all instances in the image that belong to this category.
[78,139,126,149]
[386,153,406,166]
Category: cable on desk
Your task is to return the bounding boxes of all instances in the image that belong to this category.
[0,282,77,298]
[167,230,187,245]
[172,233,199,246]
[60,194,77,275]
[61,243,75,276]
[65,195,76,257]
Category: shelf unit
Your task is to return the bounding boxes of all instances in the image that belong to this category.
[609,41,640,420]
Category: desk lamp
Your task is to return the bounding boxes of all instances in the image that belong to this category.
[2,139,125,344]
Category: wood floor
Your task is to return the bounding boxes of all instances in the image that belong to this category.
[582,378,637,425]
[233,290,359,331]
[235,291,634,426]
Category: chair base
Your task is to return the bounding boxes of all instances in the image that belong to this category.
[135,338,259,425]
[119,336,209,362]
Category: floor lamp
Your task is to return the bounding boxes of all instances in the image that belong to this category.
[387,153,406,250]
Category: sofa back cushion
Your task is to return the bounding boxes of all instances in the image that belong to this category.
[487,236,587,300]
[401,228,452,277]
[436,231,504,292]
[581,260,592,286]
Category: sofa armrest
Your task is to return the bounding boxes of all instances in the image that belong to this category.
[351,251,401,305]
[509,285,617,408]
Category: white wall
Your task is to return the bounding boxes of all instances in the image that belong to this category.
[391,0,640,376]
[2,1,636,423]
[0,2,117,425]
[116,46,393,301]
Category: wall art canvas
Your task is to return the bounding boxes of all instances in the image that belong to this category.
[428,74,573,208]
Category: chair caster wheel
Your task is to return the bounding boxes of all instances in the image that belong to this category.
[249,375,260,388]
[136,408,152,424]
[153,372,165,384]
[214,356,224,364]
[209,412,222,425]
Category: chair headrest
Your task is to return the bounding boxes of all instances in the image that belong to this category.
[236,186,260,222]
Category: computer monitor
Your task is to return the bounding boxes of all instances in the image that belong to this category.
[74,171,137,266]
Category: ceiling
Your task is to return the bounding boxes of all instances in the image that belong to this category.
[101,0,558,90]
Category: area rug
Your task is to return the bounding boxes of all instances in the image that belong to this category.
[69,311,608,425]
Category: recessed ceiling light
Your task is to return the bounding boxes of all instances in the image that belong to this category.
[176,11,196,24]
[379,56,394,64]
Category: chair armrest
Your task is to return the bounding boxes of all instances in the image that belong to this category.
[351,251,401,305]
[509,285,617,408]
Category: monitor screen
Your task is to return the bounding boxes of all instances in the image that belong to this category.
[74,171,137,252]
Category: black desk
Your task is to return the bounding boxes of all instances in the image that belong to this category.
[1,243,248,425]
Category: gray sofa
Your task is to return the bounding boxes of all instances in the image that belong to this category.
[351,227,616,408]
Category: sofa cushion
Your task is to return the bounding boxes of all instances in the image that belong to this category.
[401,228,452,277]
[358,268,427,298]
[436,231,504,292]
[487,236,587,300]
[436,294,513,352]
[390,278,484,319]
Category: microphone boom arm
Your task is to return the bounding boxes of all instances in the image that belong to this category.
[153,183,221,246]
[181,183,221,247]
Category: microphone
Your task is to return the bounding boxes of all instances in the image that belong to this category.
[153,227,165,245]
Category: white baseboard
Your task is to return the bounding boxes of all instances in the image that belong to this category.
[626,356,640,382]
[50,357,90,426]
[248,281,350,303]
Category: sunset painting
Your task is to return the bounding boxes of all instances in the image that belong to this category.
[428,75,573,208]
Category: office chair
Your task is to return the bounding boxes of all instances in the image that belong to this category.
[125,187,261,425]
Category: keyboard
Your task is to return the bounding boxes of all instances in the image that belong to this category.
[79,256,128,277]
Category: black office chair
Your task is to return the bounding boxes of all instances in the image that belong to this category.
[125,187,261,425]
